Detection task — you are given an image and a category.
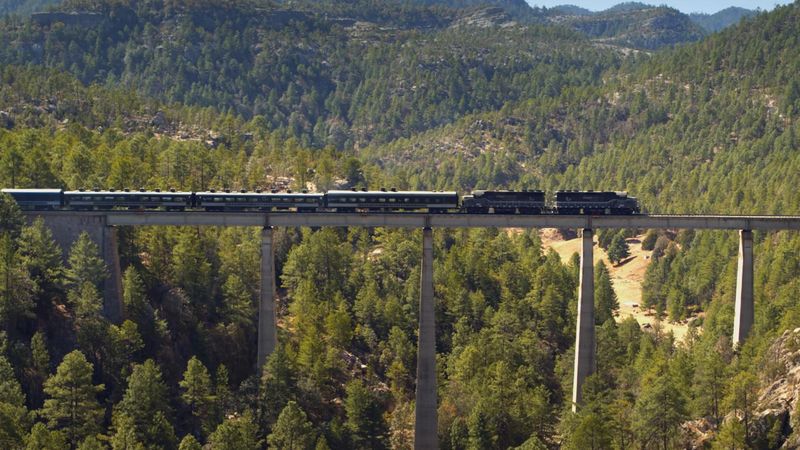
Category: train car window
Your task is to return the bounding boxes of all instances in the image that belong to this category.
[389,198,396,202]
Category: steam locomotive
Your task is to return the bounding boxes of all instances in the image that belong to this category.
[1,188,639,215]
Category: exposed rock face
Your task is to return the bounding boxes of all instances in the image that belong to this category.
[450,7,515,28]
[756,327,800,448]
[683,328,800,448]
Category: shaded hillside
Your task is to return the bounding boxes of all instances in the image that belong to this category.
[689,6,757,32]
[0,0,60,16]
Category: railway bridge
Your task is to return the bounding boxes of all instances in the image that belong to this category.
[24,210,800,449]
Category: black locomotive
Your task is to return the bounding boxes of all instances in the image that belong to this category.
[462,190,546,214]
[555,190,640,215]
[2,188,640,215]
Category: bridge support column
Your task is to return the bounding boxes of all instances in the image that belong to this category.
[257,227,277,370]
[572,228,595,412]
[733,229,754,346]
[415,227,437,450]
[101,226,123,322]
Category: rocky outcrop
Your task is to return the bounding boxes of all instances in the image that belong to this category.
[755,327,800,448]
[681,328,800,448]
[450,7,515,28]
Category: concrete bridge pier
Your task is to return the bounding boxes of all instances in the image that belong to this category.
[733,229,754,346]
[572,228,595,412]
[415,227,438,450]
[257,226,278,370]
[101,225,123,321]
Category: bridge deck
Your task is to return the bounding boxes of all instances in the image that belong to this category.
[22,211,800,230]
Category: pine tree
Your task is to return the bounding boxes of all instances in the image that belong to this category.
[178,435,202,450]
[0,356,25,407]
[259,344,295,429]
[171,228,212,316]
[109,413,145,450]
[221,274,254,329]
[267,401,315,450]
[633,368,687,449]
[0,192,24,239]
[41,350,105,447]
[105,320,144,387]
[31,331,51,375]
[214,364,231,426]
[345,380,387,449]
[712,418,747,450]
[121,267,158,352]
[116,359,176,448]
[0,356,29,448]
[722,371,758,447]
[76,436,106,450]
[607,234,630,265]
[594,261,618,325]
[25,422,67,450]
[0,233,35,327]
[693,347,726,423]
[180,356,215,438]
[641,229,658,251]
[18,218,63,297]
[67,232,108,290]
[207,413,260,450]
[467,407,492,450]
[560,403,612,450]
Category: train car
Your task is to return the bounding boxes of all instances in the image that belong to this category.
[194,191,324,211]
[461,190,546,214]
[64,190,193,211]
[1,188,64,210]
[324,190,459,212]
[555,190,639,215]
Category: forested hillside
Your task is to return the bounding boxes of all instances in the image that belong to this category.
[0,0,799,449]
[689,6,757,32]
[545,3,707,49]
[0,0,60,17]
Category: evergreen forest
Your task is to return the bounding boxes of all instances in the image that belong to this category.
[0,0,800,448]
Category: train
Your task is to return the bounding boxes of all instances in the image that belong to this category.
[1,188,640,215]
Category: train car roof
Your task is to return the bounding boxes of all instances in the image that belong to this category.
[470,189,544,194]
[2,188,63,194]
[64,190,193,195]
[555,190,629,196]
[326,190,458,195]
[194,191,323,197]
